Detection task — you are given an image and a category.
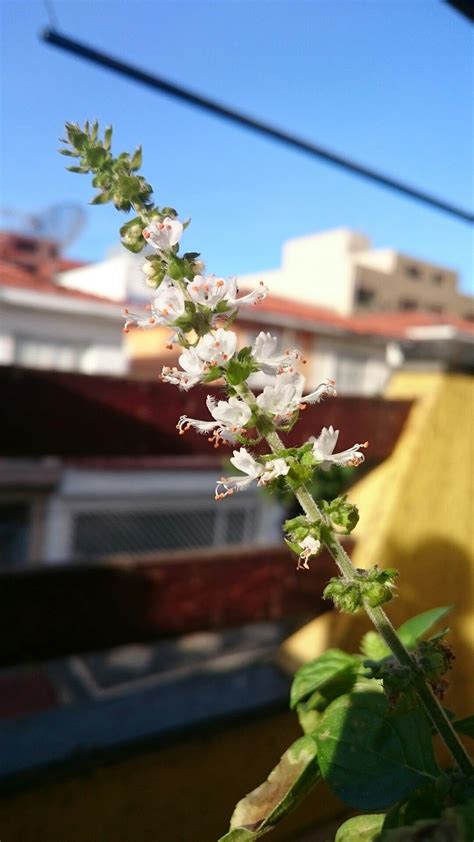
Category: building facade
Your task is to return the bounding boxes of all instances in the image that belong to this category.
[0,232,128,375]
[238,228,473,319]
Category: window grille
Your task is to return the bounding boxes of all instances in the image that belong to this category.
[71,503,256,559]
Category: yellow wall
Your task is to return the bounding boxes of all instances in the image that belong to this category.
[280,372,474,719]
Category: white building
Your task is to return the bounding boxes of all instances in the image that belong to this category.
[0,232,128,375]
[238,228,473,319]
[0,457,281,567]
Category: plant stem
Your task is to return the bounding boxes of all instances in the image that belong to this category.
[265,430,473,775]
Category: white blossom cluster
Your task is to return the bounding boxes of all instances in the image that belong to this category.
[125,216,368,569]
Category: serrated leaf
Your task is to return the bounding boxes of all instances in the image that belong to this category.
[290,649,359,709]
[453,715,474,738]
[316,692,440,810]
[397,606,453,649]
[334,814,385,841]
[218,735,320,841]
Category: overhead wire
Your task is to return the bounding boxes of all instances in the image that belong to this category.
[42,0,60,31]
[42,28,473,226]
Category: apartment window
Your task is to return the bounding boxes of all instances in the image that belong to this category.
[355,287,375,306]
[431,272,444,284]
[405,265,421,279]
[399,299,418,311]
[14,337,87,372]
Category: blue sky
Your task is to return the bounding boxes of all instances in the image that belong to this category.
[1,0,473,292]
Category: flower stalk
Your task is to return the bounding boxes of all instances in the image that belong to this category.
[60,121,473,784]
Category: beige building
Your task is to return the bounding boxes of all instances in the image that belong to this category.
[238,228,473,320]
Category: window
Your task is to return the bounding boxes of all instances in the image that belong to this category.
[14,337,87,372]
[71,504,256,559]
[399,299,418,311]
[334,354,367,394]
[0,503,30,566]
[428,305,444,314]
[405,265,421,279]
[432,272,444,284]
[355,287,375,306]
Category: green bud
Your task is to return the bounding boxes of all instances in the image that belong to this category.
[321,495,359,534]
[323,578,363,613]
[362,581,394,607]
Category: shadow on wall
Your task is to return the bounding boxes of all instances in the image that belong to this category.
[314,535,474,722]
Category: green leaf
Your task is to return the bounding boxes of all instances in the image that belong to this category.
[218,735,320,841]
[296,703,322,735]
[453,715,474,738]
[397,606,453,649]
[360,631,390,661]
[334,814,385,841]
[202,366,223,383]
[86,146,108,168]
[218,830,254,842]
[130,146,143,171]
[66,165,89,174]
[90,191,111,205]
[315,692,440,810]
[290,649,359,709]
[381,801,474,841]
[226,359,252,386]
[103,125,113,150]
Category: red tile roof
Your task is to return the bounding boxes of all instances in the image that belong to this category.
[251,292,474,338]
[0,260,118,305]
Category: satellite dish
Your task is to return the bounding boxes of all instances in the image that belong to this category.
[0,203,86,253]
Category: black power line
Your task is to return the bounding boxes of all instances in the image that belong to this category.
[43,28,473,226]
[444,0,474,22]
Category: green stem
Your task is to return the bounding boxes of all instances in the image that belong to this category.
[265,430,473,775]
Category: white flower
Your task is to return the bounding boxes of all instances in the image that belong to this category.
[302,379,337,405]
[206,395,252,430]
[186,274,267,312]
[256,373,337,422]
[215,448,263,499]
[152,277,186,321]
[161,347,208,390]
[123,277,185,332]
[252,331,302,374]
[297,535,321,571]
[187,275,232,308]
[226,278,268,307]
[143,216,183,251]
[256,372,305,420]
[196,328,237,367]
[309,426,368,469]
[258,457,290,485]
[176,395,251,446]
